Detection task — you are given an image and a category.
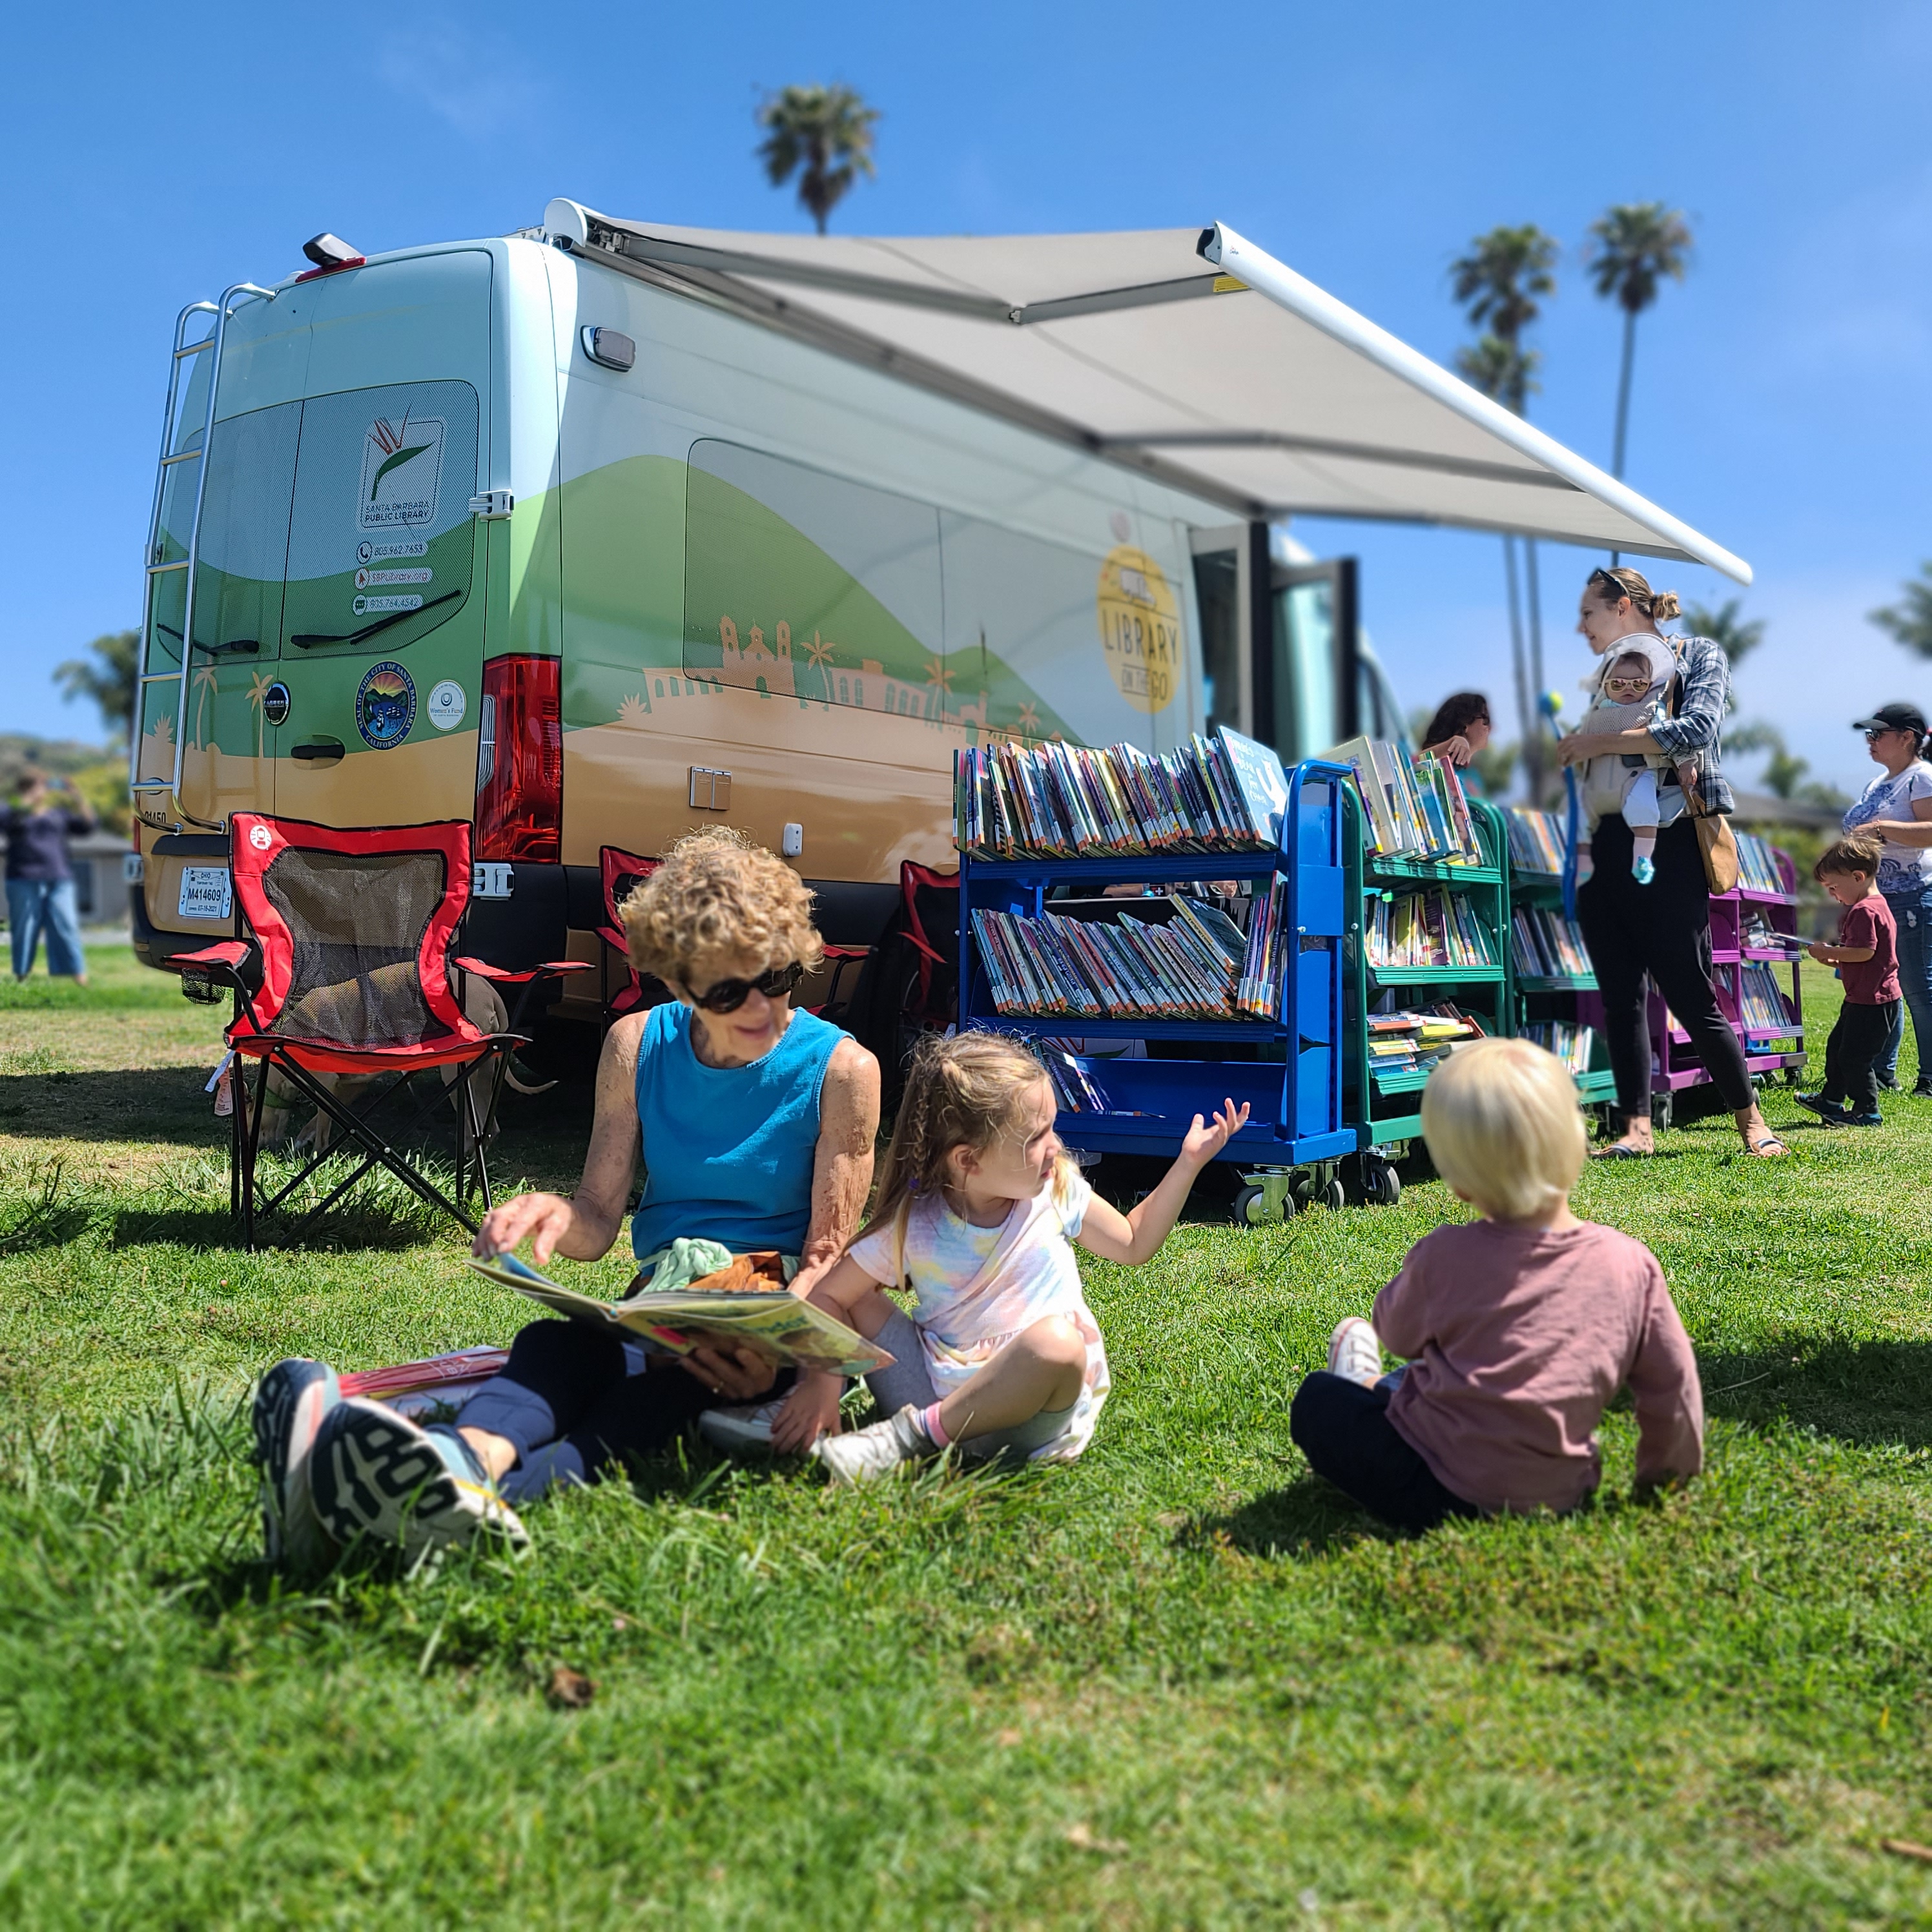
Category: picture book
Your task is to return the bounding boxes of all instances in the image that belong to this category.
[466,1251,894,1377]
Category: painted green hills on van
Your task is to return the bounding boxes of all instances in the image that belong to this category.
[557,453,1073,742]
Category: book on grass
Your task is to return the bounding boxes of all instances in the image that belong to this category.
[466,1250,894,1377]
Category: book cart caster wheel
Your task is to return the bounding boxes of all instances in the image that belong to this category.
[1362,1160,1401,1208]
[1322,1178,1346,1211]
[1650,1094,1674,1132]
[1231,1172,1296,1226]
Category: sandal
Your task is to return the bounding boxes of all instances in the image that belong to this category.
[1589,1142,1652,1160]
[1743,1135,1790,1158]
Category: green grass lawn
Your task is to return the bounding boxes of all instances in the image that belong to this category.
[2,947,1930,1927]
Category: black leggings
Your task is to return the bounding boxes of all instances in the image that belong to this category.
[484,1319,794,1481]
[1576,814,1754,1118]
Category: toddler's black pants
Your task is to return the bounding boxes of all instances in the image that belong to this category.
[1822,998,1898,1117]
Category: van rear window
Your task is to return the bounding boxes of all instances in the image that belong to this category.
[282,380,479,655]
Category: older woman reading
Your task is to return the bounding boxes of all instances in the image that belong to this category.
[251,830,880,1563]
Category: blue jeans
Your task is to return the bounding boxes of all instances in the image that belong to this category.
[6,878,85,978]
[1878,887,1932,1087]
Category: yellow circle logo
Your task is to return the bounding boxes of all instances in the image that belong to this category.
[1096,545,1180,714]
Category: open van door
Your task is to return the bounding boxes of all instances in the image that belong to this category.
[1187,526,1361,761]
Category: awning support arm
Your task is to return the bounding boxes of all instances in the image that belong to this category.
[1198,222,1752,586]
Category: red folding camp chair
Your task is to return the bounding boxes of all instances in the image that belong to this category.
[597,845,664,1020]
[597,843,868,1025]
[172,815,553,1247]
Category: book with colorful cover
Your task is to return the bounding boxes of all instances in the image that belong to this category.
[466,1251,894,1377]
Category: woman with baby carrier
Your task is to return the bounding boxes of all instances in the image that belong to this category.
[251,828,882,1564]
[1552,566,1787,1160]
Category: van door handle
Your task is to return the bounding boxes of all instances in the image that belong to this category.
[290,737,345,762]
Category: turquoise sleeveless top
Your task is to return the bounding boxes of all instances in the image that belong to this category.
[630,1003,843,1262]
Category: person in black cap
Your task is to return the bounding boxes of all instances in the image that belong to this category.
[1840,701,1932,1094]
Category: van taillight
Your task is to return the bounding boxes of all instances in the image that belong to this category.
[475,654,562,863]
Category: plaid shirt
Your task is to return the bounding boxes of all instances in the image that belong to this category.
[1649,632,1735,821]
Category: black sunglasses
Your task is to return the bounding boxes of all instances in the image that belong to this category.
[684,960,805,1013]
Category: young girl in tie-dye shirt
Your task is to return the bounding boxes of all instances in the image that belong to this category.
[781,1031,1247,1483]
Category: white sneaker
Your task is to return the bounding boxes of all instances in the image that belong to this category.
[697,1398,792,1457]
[1328,1316,1383,1388]
[812,1405,933,1486]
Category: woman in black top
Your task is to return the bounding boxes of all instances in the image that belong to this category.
[3,769,95,985]
[1552,568,1787,1159]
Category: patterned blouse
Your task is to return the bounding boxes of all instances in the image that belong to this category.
[1643,632,1736,823]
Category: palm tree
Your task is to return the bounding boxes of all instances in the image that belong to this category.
[1450,225,1557,800]
[1450,226,1557,355]
[1453,335,1538,416]
[1870,564,1932,658]
[755,85,879,235]
[1681,598,1766,666]
[1586,203,1692,481]
[53,628,140,746]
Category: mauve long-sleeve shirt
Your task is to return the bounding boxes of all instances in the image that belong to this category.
[1372,1218,1703,1516]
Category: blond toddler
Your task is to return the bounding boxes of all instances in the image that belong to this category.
[1290,1038,1703,1530]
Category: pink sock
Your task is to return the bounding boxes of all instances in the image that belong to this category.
[920,1402,951,1448]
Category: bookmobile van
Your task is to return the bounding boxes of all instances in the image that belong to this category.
[130,201,1743,1053]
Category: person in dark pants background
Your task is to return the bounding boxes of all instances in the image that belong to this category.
[1553,567,1787,1159]
[3,768,95,986]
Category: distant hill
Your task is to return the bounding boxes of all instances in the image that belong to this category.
[0,734,129,823]
[0,732,119,778]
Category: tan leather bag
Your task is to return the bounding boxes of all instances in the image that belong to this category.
[1663,641,1740,894]
[1687,788,1740,894]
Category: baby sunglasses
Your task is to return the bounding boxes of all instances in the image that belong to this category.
[684,960,807,1013]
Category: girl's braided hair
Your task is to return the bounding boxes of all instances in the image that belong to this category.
[861,1032,1062,1247]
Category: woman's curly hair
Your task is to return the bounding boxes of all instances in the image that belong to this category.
[620,828,824,987]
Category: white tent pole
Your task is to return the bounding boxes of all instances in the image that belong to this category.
[1202,223,1751,587]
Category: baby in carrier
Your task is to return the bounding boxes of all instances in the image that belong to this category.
[1573,637,1698,885]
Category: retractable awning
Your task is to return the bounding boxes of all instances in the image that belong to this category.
[544,201,1749,585]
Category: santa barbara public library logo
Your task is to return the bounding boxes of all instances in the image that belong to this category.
[358,410,446,531]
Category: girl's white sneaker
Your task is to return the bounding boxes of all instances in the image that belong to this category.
[812,1405,933,1486]
[1328,1317,1384,1388]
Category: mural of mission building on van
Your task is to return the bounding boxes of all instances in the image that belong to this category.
[129,200,1749,1008]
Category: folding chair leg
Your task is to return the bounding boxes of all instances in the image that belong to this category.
[240,1054,274,1252]
[269,1054,482,1236]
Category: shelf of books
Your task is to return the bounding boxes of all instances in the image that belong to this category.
[1500,809,1805,1113]
[1685,831,1807,1093]
[1331,738,1508,1151]
[1503,805,1618,1106]
[953,730,1354,1169]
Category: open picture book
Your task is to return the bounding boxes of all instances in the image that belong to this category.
[466,1249,894,1377]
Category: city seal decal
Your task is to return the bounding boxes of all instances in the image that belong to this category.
[355,661,416,750]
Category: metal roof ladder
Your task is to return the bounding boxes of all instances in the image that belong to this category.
[130,283,276,830]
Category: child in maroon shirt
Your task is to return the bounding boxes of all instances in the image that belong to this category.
[1290,1039,1703,1531]
[1798,833,1900,1127]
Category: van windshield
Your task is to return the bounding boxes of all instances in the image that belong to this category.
[282,380,479,654]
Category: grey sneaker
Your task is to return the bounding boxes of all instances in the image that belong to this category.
[310,1399,528,1556]
[697,1398,792,1457]
[1327,1316,1384,1388]
[251,1357,341,1570]
[812,1404,934,1486]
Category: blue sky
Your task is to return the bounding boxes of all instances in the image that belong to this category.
[5,0,1928,796]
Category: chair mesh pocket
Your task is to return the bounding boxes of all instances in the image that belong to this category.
[262,848,450,1047]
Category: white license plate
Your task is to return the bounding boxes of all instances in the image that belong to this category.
[178,866,232,921]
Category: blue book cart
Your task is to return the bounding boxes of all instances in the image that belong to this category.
[958,761,1354,1226]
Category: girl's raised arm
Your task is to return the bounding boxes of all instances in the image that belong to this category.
[1076,1099,1249,1266]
